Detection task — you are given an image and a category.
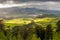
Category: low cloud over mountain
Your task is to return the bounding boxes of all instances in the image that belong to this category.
[0,1,60,18]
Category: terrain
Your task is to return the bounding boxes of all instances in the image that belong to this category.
[0,7,59,19]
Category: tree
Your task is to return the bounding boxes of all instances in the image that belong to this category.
[56,20,60,32]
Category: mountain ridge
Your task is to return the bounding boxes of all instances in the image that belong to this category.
[0,7,59,19]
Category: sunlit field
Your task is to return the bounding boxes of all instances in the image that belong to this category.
[0,17,60,40]
[4,18,57,28]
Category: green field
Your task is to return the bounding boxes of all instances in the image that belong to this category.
[0,17,60,40]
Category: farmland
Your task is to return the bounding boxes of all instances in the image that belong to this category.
[0,17,60,40]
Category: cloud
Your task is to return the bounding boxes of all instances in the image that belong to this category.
[22,1,60,10]
[0,1,60,10]
[0,4,26,8]
[0,0,60,3]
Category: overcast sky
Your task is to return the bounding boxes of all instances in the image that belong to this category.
[0,0,60,2]
[0,0,60,10]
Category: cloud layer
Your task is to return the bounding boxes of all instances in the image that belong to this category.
[0,0,60,3]
[0,1,60,10]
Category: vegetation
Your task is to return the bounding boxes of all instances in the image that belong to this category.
[0,17,60,40]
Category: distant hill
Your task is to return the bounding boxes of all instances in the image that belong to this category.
[36,14,57,18]
[0,7,59,19]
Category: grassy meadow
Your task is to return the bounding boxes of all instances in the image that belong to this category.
[0,17,60,40]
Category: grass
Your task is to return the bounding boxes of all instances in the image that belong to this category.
[0,32,60,40]
[0,18,60,40]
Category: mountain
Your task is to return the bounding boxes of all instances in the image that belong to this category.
[0,7,59,19]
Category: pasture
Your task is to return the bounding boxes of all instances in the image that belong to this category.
[0,17,60,40]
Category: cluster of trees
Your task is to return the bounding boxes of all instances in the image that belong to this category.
[0,19,60,40]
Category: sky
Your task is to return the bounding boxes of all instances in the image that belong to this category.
[0,0,60,10]
[0,0,60,2]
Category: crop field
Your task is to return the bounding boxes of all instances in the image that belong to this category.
[0,18,60,40]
